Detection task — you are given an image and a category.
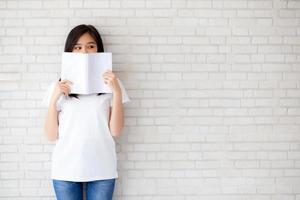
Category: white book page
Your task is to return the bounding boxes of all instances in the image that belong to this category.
[60,52,112,94]
[88,53,112,93]
[61,53,87,94]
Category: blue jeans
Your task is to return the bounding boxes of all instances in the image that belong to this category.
[52,179,115,200]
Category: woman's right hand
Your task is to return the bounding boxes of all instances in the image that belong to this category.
[51,80,73,102]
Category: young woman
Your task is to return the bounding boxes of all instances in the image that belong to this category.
[42,24,129,200]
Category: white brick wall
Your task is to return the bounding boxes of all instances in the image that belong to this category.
[0,0,300,199]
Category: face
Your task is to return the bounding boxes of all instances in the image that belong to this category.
[72,32,97,53]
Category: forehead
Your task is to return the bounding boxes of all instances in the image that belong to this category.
[76,32,96,44]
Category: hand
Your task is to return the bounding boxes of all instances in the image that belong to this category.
[102,69,121,94]
[51,79,73,101]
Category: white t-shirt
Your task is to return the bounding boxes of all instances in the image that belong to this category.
[41,79,130,182]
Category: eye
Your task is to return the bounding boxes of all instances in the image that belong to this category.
[88,44,96,49]
[73,46,81,50]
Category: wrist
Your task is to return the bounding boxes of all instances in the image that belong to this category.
[48,101,58,111]
[112,87,121,95]
[112,90,122,102]
[50,95,59,105]
[49,99,57,106]
[112,91,122,99]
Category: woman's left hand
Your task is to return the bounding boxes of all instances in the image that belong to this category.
[102,69,121,94]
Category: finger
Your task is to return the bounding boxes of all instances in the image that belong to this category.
[61,81,73,86]
[102,72,110,76]
[59,82,67,87]
[60,86,70,94]
[62,79,73,83]
[61,85,71,92]
[61,90,67,96]
[60,79,73,84]
[62,88,69,96]
[66,83,73,87]
[103,76,112,80]
[61,84,70,89]
[60,83,72,89]
[103,77,112,83]
[103,70,113,76]
[102,74,108,79]
[66,80,73,85]
[103,78,111,84]
[103,74,114,80]
[102,73,111,78]
[103,76,111,81]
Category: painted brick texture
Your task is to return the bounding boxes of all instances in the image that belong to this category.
[0,0,300,199]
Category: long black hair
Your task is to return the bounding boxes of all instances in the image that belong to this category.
[60,24,105,99]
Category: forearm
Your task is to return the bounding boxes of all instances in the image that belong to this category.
[109,92,124,138]
[44,99,59,141]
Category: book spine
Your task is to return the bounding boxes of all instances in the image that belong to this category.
[86,54,89,92]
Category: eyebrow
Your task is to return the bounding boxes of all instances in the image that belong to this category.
[75,42,97,45]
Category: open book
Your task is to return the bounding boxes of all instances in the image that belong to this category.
[60,52,112,95]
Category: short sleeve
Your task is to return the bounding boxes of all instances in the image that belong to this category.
[41,81,62,111]
[110,78,130,107]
